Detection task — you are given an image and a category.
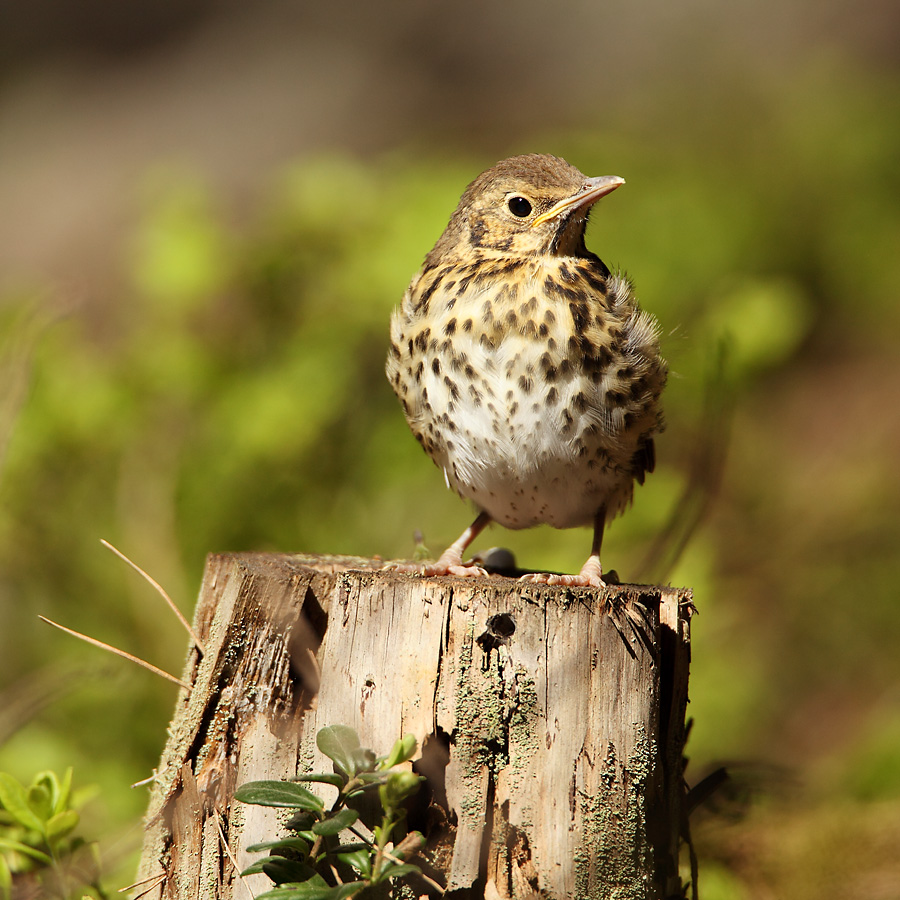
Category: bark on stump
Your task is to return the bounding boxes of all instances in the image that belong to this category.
[137,553,692,899]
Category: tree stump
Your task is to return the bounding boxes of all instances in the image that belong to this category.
[137,553,692,900]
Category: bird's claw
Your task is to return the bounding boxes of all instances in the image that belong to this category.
[518,572,606,588]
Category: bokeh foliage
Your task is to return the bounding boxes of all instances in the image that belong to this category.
[1,60,899,897]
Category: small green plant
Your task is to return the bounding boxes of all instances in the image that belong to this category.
[0,768,104,900]
[236,725,431,899]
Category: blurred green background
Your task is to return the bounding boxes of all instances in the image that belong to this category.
[1,2,899,897]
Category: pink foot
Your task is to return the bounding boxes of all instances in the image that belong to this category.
[383,559,489,579]
[519,572,606,588]
[518,556,605,588]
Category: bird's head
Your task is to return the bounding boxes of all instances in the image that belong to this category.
[427,154,624,263]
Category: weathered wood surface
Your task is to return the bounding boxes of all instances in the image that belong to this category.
[137,553,692,900]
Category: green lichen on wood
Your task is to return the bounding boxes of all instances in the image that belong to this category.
[450,610,543,831]
[574,726,658,900]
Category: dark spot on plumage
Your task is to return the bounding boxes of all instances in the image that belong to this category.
[567,335,580,356]
[543,274,563,297]
[445,280,456,292]
[464,363,475,379]
[544,363,558,382]
[414,361,424,382]
[547,337,557,351]
[561,410,574,434]
[558,358,572,377]
[389,341,401,359]
[629,378,647,401]
[468,384,482,405]
[573,392,588,412]
[407,339,414,356]
[546,387,558,405]
[518,375,533,394]
[431,358,441,375]
[498,258,525,277]
[446,297,456,310]
[569,301,590,332]
[439,339,452,354]
[538,322,549,337]
[413,280,440,314]
[428,338,439,351]
[445,318,457,335]
[543,308,556,324]
[520,296,538,316]
[607,389,627,405]
[510,401,518,416]
[559,263,576,283]
[491,235,513,252]
[444,377,460,400]
[463,318,474,332]
[580,264,609,292]
[413,328,431,352]
[505,309,518,328]
[522,319,537,338]
[469,219,487,248]
[505,389,514,402]
[458,272,477,293]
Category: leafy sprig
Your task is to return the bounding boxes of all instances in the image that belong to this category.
[236,726,432,900]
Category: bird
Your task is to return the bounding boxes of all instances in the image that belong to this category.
[386,153,666,586]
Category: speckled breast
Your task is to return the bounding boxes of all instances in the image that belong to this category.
[388,258,665,529]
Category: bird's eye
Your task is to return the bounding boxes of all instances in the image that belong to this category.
[507,196,533,217]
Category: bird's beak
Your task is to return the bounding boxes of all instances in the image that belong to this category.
[530,175,625,228]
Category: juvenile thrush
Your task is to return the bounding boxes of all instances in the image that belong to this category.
[386,154,666,586]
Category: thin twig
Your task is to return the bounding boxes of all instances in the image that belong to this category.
[214,811,256,900]
[101,539,207,656]
[38,616,191,690]
[119,871,166,898]
[131,771,158,789]
[383,846,444,894]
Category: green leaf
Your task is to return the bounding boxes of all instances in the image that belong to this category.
[311,808,358,836]
[0,854,11,900]
[354,773,387,785]
[335,848,372,877]
[239,859,269,877]
[291,774,345,788]
[316,726,363,778]
[245,836,310,855]
[0,837,53,865]
[285,812,316,833]
[261,857,316,885]
[378,772,423,811]
[45,809,79,844]
[379,734,417,770]
[235,781,324,811]
[255,882,366,900]
[332,842,371,854]
[380,862,420,881]
[53,768,74,817]
[0,774,44,833]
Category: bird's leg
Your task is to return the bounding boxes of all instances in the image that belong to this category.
[520,509,607,588]
[388,511,493,578]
